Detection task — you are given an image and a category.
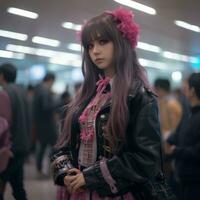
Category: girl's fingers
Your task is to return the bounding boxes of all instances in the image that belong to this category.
[64,171,85,194]
[71,174,86,193]
[64,175,75,186]
[68,168,80,175]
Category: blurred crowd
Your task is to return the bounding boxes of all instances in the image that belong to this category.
[0,62,200,200]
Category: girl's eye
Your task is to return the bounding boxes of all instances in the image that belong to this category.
[87,43,94,50]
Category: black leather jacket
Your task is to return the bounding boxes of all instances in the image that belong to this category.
[61,88,162,198]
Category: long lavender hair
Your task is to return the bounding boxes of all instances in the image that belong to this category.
[57,13,151,152]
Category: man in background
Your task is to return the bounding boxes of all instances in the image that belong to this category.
[154,78,182,191]
[0,63,30,200]
[33,73,58,178]
[173,73,200,200]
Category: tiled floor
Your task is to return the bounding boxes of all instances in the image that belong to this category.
[4,155,57,200]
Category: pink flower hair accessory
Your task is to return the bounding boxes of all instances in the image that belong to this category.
[105,7,140,48]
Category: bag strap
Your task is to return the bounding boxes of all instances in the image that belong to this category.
[158,143,166,180]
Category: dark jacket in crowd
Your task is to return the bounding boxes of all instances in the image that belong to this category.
[2,84,30,155]
[174,105,200,182]
[167,93,191,146]
[33,84,58,145]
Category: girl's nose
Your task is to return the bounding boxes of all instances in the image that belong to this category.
[93,44,100,54]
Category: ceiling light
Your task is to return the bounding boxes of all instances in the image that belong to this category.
[139,58,168,70]
[49,57,81,67]
[12,52,25,59]
[62,22,82,31]
[0,50,13,58]
[137,42,161,53]
[163,51,189,62]
[6,44,36,54]
[174,20,200,32]
[0,50,25,59]
[7,7,38,19]
[0,29,28,41]
[32,36,60,47]
[67,43,81,51]
[172,71,182,82]
[113,0,156,15]
[163,51,199,64]
[6,44,81,60]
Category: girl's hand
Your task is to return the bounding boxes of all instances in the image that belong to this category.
[64,168,86,194]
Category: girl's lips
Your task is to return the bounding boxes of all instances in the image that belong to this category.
[95,58,104,63]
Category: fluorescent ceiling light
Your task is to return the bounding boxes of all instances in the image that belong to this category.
[6,44,81,60]
[174,20,200,32]
[113,0,156,15]
[0,29,28,41]
[163,51,190,62]
[139,58,168,70]
[32,36,60,47]
[50,57,81,67]
[62,22,82,31]
[163,51,198,64]
[7,44,37,55]
[7,7,38,19]
[172,71,182,82]
[139,58,183,71]
[0,50,13,58]
[67,43,81,51]
[0,50,25,59]
[137,42,161,53]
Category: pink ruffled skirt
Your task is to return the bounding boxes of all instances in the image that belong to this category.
[57,187,135,200]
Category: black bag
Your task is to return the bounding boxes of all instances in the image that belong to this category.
[133,146,177,200]
[141,172,176,200]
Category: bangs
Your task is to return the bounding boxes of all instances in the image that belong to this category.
[81,16,114,49]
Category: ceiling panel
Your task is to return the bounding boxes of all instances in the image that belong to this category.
[0,0,200,82]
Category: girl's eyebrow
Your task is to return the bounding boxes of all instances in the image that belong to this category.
[87,35,107,44]
[97,35,107,39]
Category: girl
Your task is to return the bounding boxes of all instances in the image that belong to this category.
[52,7,168,200]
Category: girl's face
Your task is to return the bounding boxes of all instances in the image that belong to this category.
[88,36,115,77]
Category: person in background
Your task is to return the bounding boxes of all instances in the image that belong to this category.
[51,7,172,200]
[154,78,182,187]
[26,84,36,154]
[166,80,191,199]
[0,117,13,200]
[154,79,182,139]
[0,63,30,200]
[74,82,82,97]
[173,73,200,200]
[33,72,58,178]
[56,86,72,133]
[58,85,71,118]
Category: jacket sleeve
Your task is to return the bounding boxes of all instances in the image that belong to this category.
[82,99,161,196]
[174,129,200,161]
